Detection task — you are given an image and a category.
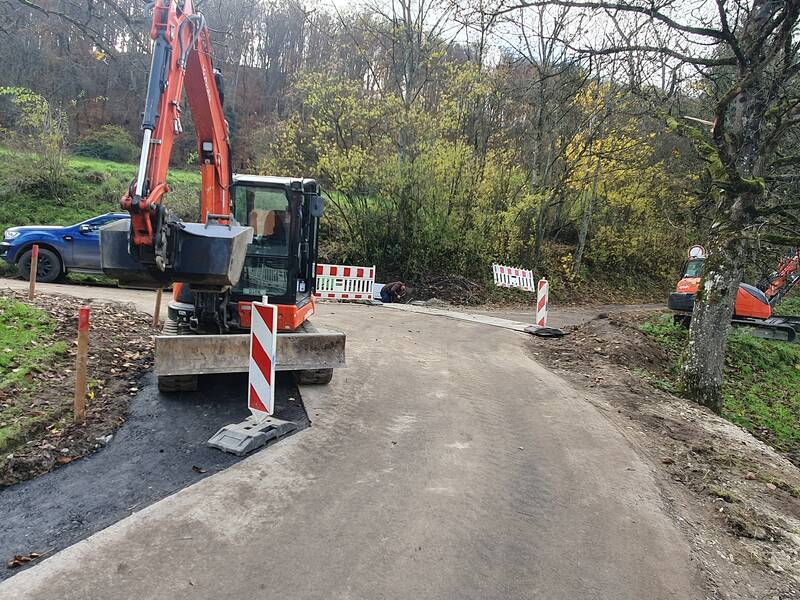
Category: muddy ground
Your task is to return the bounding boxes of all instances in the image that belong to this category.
[529,311,800,598]
[0,290,155,487]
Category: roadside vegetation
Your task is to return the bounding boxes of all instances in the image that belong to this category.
[0,291,154,487]
[774,294,800,317]
[0,297,66,453]
[0,147,201,237]
[641,312,800,463]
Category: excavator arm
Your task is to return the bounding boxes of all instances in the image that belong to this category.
[101,0,251,289]
[760,248,800,306]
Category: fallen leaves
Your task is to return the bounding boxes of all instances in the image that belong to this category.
[7,551,47,568]
[0,290,157,487]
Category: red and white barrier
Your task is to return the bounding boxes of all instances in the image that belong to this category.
[536,279,548,327]
[315,263,375,300]
[248,301,277,420]
[492,264,536,292]
[492,263,551,328]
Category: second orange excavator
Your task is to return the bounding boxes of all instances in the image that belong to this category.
[668,246,800,342]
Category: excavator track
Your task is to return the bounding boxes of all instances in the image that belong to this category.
[731,317,800,343]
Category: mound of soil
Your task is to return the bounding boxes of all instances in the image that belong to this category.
[529,312,800,598]
[0,290,155,487]
[408,275,488,305]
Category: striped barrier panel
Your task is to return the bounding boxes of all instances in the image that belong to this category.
[248,301,277,419]
[315,264,375,300]
[492,263,536,292]
[536,279,549,327]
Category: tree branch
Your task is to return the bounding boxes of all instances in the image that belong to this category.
[498,0,731,41]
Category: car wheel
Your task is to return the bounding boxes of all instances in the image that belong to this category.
[18,248,62,283]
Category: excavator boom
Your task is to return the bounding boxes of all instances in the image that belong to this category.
[760,249,800,306]
[101,0,252,289]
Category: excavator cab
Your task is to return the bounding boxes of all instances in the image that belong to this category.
[164,175,324,334]
[669,255,773,319]
[230,176,321,306]
[227,176,323,332]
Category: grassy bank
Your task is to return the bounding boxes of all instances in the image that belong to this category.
[0,291,155,486]
[641,313,800,461]
[0,148,201,236]
[775,293,800,316]
[0,297,67,452]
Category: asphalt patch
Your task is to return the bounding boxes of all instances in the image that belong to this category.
[0,372,307,580]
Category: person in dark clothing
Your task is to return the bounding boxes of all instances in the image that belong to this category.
[380,281,406,303]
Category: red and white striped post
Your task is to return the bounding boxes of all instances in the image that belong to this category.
[536,279,549,327]
[248,300,278,420]
[28,244,39,300]
[74,306,90,423]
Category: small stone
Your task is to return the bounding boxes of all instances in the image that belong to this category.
[766,482,777,491]
[661,457,675,465]
[744,472,756,480]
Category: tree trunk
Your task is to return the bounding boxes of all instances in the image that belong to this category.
[573,160,601,277]
[681,219,748,413]
[533,197,547,268]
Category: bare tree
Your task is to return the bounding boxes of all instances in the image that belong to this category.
[498,0,800,412]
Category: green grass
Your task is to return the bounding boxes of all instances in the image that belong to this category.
[0,296,68,452]
[641,315,800,456]
[774,289,800,316]
[0,147,201,237]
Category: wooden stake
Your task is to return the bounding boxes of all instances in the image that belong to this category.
[153,288,163,328]
[74,306,90,423]
[28,244,39,301]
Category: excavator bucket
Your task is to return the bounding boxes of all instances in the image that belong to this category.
[100,219,253,289]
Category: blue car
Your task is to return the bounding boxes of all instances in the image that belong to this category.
[1,213,129,282]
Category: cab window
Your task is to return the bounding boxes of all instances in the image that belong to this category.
[234,186,290,256]
[232,184,292,298]
[683,258,705,278]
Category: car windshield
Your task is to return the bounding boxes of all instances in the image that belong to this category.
[232,185,292,298]
[683,258,705,278]
[79,215,126,231]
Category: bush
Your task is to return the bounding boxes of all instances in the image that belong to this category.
[75,125,137,163]
[0,87,69,200]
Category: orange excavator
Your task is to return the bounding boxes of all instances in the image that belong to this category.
[668,245,800,342]
[101,0,345,392]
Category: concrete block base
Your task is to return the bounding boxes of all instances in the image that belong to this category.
[207,415,298,456]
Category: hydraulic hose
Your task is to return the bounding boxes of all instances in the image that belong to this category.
[178,13,206,68]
